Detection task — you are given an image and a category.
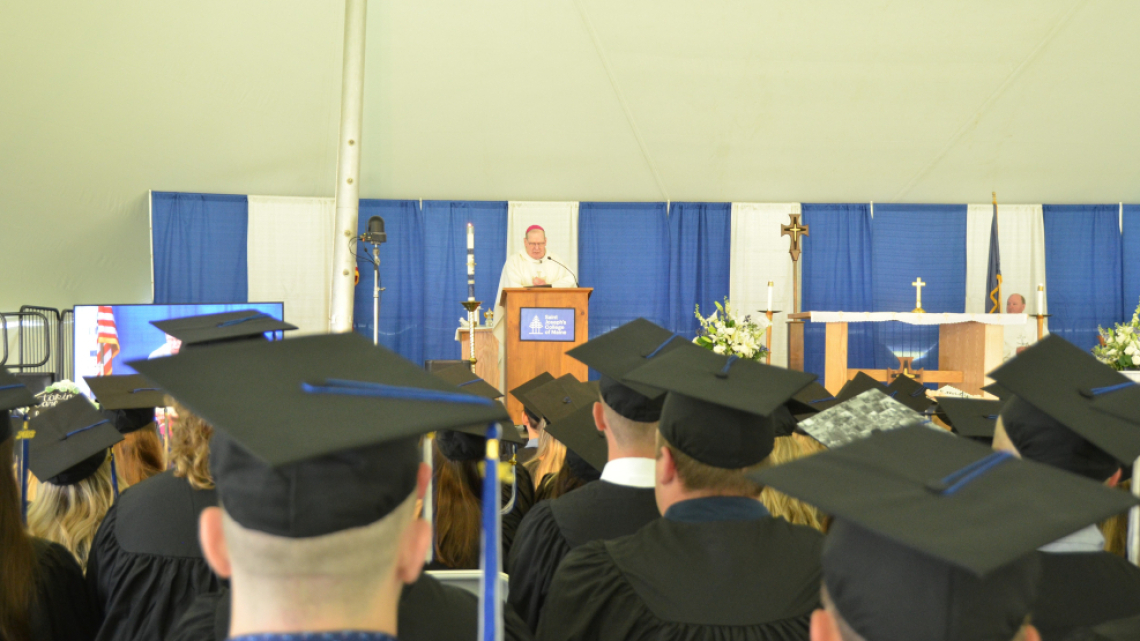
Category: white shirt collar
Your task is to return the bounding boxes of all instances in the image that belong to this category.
[600,457,656,489]
[1039,524,1105,553]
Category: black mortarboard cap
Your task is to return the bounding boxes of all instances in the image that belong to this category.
[885,375,935,413]
[151,310,296,348]
[983,381,1012,401]
[625,348,815,468]
[988,335,1140,463]
[1089,381,1140,426]
[786,381,839,415]
[936,397,1002,440]
[84,374,164,434]
[130,333,510,538]
[432,364,503,401]
[436,406,526,462]
[510,372,556,419]
[28,395,123,485]
[1001,395,1120,481]
[751,426,1138,641]
[835,371,885,403]
[544,404,608,472]
[1,369,38,443]
[566,318,698,422]
[797,389,930,449]
[525,375,596,425]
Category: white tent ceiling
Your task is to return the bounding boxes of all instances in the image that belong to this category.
[2,0,1137,309]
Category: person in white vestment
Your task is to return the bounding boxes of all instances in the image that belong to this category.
[492,225,576,390]
[1003,293,1045,361]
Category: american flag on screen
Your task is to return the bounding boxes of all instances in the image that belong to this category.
[95,306,120,375]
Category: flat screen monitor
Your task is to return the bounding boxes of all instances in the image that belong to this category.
[519,307,575,342]
[73,302,285,399]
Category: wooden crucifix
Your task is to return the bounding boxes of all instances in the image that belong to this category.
[781,213,809,314]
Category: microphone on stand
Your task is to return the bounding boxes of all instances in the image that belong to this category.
[542,255,579,287]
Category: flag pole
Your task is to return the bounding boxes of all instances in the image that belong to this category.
[992,192,1001,310]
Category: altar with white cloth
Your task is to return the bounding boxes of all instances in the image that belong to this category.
[788,312,1031,396]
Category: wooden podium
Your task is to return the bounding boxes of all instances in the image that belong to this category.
[456,327,500,390]
[499,287,592,419]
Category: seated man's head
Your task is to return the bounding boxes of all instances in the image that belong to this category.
[524,226,546,260]
[593,375,662,459]
[1006,294,1026,314]
[993,396,1122,486]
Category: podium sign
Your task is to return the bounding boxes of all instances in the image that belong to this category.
[520,307,576,342]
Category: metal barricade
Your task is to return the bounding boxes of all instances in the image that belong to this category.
[1,310,53,371]
[59,309,74,382]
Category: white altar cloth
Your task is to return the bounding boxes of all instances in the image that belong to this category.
[807,312,1028,326]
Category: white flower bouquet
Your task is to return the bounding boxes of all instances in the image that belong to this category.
[693,299,769,361]
[1093,299,1140,371]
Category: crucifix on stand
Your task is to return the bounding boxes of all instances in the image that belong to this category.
[781,214,809,315]
[912,278,926,314]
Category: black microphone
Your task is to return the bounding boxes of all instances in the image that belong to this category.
[360,216,387,244]
[542,255,579,287]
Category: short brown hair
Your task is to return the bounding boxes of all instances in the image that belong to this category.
[167,399,214,490]
[657,431,767,496]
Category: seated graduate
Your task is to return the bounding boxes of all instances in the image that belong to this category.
[27,394,125,572]
[85,311,295,641]
[523,375,605,503]
[0,371,99,641]
[86,374,166,486]
[759,433,829,532]
[986,336,1140,640]
[509,372,554,466]
[513,374,568,489]
[536,348,824,641]
[752,424,1139,641]
[133,331,528,641]
[509,319,683,630]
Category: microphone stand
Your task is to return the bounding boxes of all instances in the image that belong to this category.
[372,243,383,346]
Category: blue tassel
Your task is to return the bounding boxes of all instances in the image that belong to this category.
[64,419,111,439]
[933,451,1013,496]
[1086,381,1138,396]
[216,312,271,327]
[645,334,684,360]
[479,422,503,641]
[302,380,494,406]
[109,452,120,499]
[716,355,740,379]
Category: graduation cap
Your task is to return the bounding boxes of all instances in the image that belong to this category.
[885,375,935,413]
[543,404,608,472]
[150,310,297,349]
[525,375,597,425]
[129,333,510,538]
[1,368,38,442]
[1089,381,1140,427]
[431,364,503,401]
[510,372,556,420]
[796,389,931,449]
[84,374,164,434]
[566,318,696,422]
[835,371,885,403]
[28,395,123,485]
[988,334,1140,464]
[750,426,1138,641]
[983,381,1012,401]
[625,348,815,468]
[786,381,839,417]
[937,397,1002,440]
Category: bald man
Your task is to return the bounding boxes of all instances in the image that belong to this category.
[498,226,576,290]
[1004,293,1046,361]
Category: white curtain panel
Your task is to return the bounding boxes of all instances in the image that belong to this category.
[964,203,1047,314]
[247,195,335,336]
[729,203,801,368]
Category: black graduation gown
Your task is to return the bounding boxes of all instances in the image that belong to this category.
[535,500,823,641]
[508,480,659,631]
[1032,551,1140,641]
[85,470,223,641]
[428,464,535,571]
[26,538,101,641]
[165,572,536,641]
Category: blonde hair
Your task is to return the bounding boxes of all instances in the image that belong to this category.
[525,430,566,490]
[27,455,121,570]
[167,399,214,490]
[1100,478,1131,557]
[760,435,829,532]
[657,431,768,496]
[221,493,416,613]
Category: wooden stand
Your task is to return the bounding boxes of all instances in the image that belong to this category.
[1034,314,1051,341]
[787,319,805,372]
[938,322,1003,396]
[763,310,779,365]
[499,287,593,419]
[457,327,500,391]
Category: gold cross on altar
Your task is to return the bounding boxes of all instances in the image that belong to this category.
[912,277,926,313]
[781,214,809,262]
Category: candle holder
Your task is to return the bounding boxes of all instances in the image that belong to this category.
[761,310,781,365]
[1032,313,1052,341]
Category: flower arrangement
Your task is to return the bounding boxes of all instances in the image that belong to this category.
[1093,300,1140,371]
[693,299,769,361]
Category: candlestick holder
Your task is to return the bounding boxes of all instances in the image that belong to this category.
[762,310,781,365]
[1032,313,1052,341]
[461,300,482,371]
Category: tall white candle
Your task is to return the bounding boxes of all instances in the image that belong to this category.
[767,281,774,311]
[467,223,474,249]
[1037,284,1044,314]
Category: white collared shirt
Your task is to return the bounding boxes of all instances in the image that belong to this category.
[600,457,656,489]
[1039,524,1106,553]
